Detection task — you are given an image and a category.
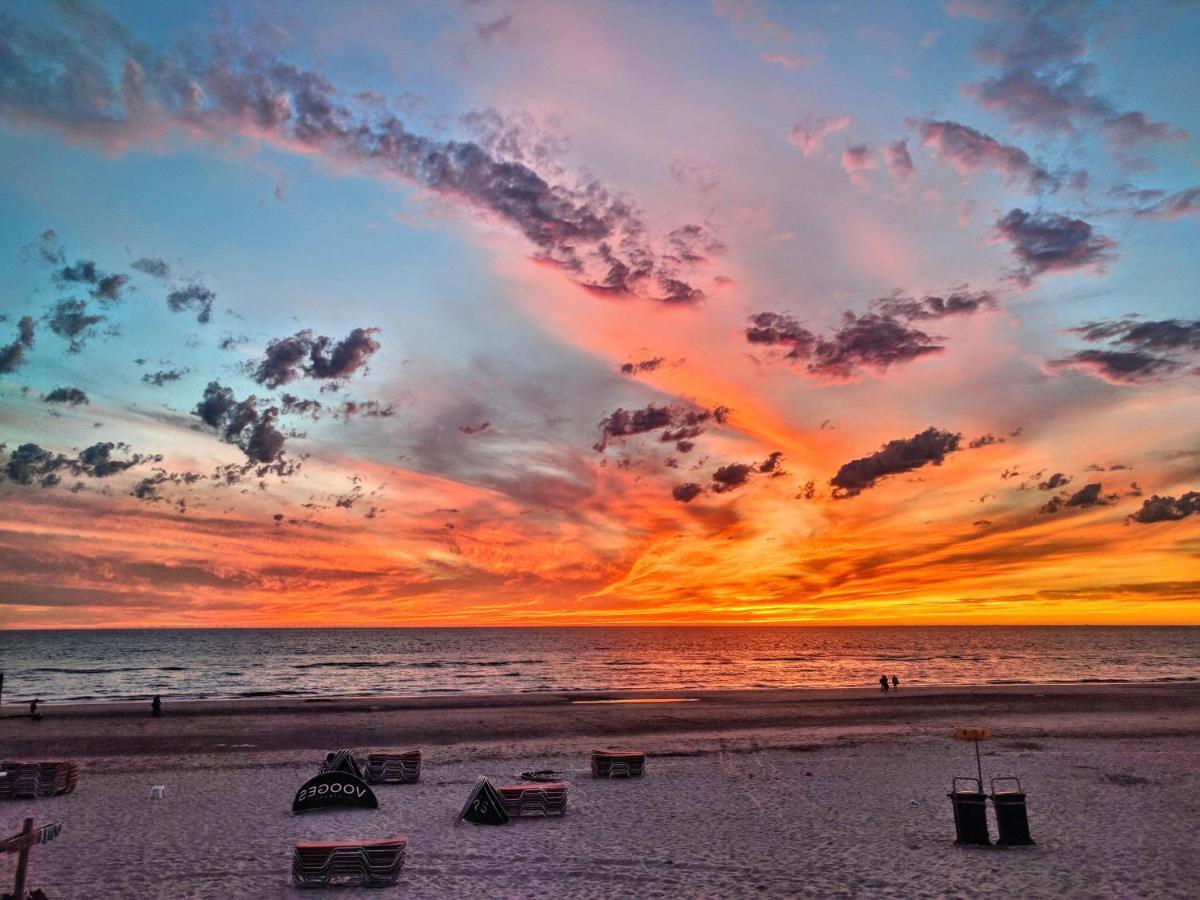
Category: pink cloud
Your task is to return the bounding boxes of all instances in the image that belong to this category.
[789,114,853,158]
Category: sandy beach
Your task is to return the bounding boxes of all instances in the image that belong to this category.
[2,684,1198,898]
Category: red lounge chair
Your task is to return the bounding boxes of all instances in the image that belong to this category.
[292,837,407,888]
[497,782,569,817]
[591,750,646,778]
[364,750,422,784]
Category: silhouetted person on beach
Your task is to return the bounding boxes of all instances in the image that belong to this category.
[892,675,900,690]
[151,695,162,717]
[879,675,889,692]
[29,698,42,720]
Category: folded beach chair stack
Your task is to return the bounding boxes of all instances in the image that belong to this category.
[291,837,407,888]
[591,750,646,778]
[0,761,80,799]
[319,749,364,779]
[497,781,569,817]
[364,750,422,784]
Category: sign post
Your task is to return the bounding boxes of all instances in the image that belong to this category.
[953,726,992,786]
[2,818,62,900]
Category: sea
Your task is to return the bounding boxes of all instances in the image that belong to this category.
[0,626,1197,704]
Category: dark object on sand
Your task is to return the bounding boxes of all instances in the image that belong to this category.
[879,675,889,692]
[292,837,406,888]
[292,771,378,814]
[592,750,646,778]
[151,696,161,717]
[364,750,421,784]
[454,777,509,826]
[948,777,991,846]
[320,750,364,780]
[28,700,42,722]
[990,777,1035,846]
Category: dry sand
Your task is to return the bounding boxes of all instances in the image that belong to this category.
[1,684,1198,898]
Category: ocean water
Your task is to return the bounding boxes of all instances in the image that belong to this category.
[0,626,1197,704]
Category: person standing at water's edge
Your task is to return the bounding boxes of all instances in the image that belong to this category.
[879,675,889,692]
[892,675,899,690]
[151,695,162,717]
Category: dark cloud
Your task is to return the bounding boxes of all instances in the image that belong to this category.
[277,393,394,422]
[745,312,816,358]
[968,433,1004,449]
[1051,316,1200,385]
[46,299,105,352]
[711,462,754,494]
[672,482,704,503]
[964,9,1184,146]
[1133,188,1200,220]
[1070,317,1200,352]
[55,259,129,304]
[253,327,381,388]
[1,441,153,487]
[336,399,394,421]
[1046,349,1182,384]
[995,208,1115,287]
[809,313,942,379]
[43,386,89,405]
[0,6,708,305]
[883,139,914,185]
[1038,472,1071,491]
[873,289,997,321]
[0,316,36,374]
[193,381,290,466]
[747,308,944,378]
[758,451,784,474]
[131,257,170,278]
[166,284,215,323]
[830,427,962,498]
[909,118,1059,192]
[460,421,491,435]
[594,403,729,452]
[1128,492,1200,524]
[1042,481,1108,514]
[1103,112,1188,148]
[142,368,188,386]
[130,467,205,503]
[620,357,666,375]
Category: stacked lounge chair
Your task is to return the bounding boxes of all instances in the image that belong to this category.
[497,781,569,818]
[0,762,80,799]
[591,750,646,778]
[364,750,422,784]
[292,837,407,888]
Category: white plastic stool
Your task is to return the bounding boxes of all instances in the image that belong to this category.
[149,785,166,799]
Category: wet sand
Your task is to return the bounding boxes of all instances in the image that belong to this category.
[2,684,1198,897]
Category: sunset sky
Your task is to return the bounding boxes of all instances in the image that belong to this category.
[1,0,1197,628]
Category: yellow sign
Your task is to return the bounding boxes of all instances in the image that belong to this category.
[954,727,992,741]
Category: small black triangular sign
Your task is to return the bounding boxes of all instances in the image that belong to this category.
[321,749,364,779]
[454,776,510,826]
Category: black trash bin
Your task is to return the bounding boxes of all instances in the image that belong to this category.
[991,776,1035,846]
[948,776,991,846]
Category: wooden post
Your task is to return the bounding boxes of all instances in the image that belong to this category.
[12,817,33,900]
